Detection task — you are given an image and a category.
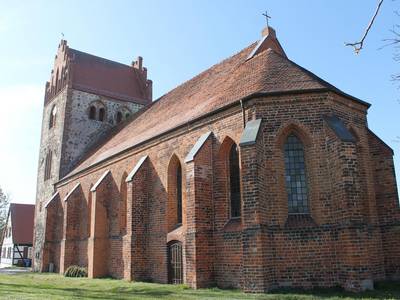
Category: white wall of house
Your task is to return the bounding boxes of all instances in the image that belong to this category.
[1,216,14,267]
[0,215,32,268]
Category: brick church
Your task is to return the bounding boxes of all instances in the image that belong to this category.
[33,26,400,292]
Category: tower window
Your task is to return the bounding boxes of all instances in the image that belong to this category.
[44,151,52,181]
[98,108,105,122]
[49,106,57,129]
[229,144,241,218]
[284,134,309,214]
[89,106,96,120]
[116,111,123,124]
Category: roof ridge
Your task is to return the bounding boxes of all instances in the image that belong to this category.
[155,42,257,102]
[70,48,133,69]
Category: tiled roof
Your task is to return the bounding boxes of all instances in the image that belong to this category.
[10,203,35,245]
[45,40,152,105]
[65,28,366,178]
[69,49,150,104]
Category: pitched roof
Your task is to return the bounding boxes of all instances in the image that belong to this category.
[45,40,152,105]
[69,49,151,104]
[9,203,35,245]
[64,27,368,178]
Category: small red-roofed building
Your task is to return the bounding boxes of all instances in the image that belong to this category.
[1,203,35,267]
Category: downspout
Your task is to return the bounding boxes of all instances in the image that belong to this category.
[240,99,246,128]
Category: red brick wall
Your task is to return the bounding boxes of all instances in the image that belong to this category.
[369,131,400,280]
[43,91,399,291]
[43,194,63,273]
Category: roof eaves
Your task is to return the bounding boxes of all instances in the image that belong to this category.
[57,88,364,184]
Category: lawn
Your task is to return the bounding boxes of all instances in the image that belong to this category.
[0,271,399,300]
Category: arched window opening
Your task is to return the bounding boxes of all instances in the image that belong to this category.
[89,106,96,120]
[176,164,182,225]
[284,134,309,214]
[98,107,105,122]
[49,106,57,129]
[44,151,52,181]
[116,111,123,123]
[125,113,130,119]
[229,144,241,218]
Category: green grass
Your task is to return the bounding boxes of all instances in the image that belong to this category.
[0,272,399,300]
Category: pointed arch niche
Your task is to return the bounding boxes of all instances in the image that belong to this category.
[216,136,242,223]
[167,154,184,232]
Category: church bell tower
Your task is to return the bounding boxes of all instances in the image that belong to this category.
[33,40,152,271]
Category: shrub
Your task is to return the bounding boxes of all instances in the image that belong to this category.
[64,265,88,278]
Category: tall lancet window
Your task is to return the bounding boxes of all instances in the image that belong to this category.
[284,134,309,214]
[229,144,241,218]
[176,163,182,225]
[44,151,53,181]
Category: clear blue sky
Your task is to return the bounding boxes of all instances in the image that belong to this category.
[0,0,399,204]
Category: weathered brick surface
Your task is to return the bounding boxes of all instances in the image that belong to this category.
[185,136,214,287]
[369,131,400,280]
[36,30,399,292]
[40,90,399,292]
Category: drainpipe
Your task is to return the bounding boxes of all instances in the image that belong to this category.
[240,99,246,128]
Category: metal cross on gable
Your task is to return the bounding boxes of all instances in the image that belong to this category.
[262,11,271,27]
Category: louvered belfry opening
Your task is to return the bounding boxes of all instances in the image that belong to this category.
[168,241,183,284]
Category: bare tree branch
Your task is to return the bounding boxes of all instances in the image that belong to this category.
[345,0,384,54]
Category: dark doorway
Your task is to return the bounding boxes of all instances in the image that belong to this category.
[167,241,183,284]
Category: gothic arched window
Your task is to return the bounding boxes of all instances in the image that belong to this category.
[49,105,57,129]
[89,106,96,120]
[44,151,52,181]
[98,107,105,122]
[229,144,241,218]
[284,134,309,214]
[176,163,182,224]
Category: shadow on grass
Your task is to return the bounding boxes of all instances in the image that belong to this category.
[264,282,400,300]
[0,273,399,300]
[0,281,175,299]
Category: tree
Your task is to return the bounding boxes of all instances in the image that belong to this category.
[345,0,399,143]
[345,0,384,54]
[0,187,10,243]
